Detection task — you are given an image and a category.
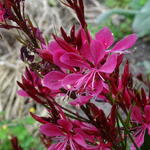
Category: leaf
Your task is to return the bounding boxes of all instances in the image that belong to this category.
[132,0,150,37]
[48,0,57,6]
[96,9,138,24]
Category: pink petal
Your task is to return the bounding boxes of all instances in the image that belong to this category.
[62,73,83,90]
[37,49,53,62]
[99,54,117,73]
[111,34,137,53]
[144,105,150,122]
[43,71,66,90]
[131,127,145,150]
[48,142,67,150]
[48,41,62,53]
[90,79,103,96]
[40,123,63,137]
[60,53,90,68]
[58,119,73,131]
[90,40,105,65]
[53,50,73,70]
[73,134,87,148]
[79,27,92,43]
[70,96,92,106]
[17,90,29,97]
[131,106,143,123]
[95,27,114,49]
[80,41,92,62]
[148,126,150,135]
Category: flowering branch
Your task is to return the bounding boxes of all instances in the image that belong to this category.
[2,0,150,150]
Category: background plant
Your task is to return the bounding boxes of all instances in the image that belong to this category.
[96,0,150,38]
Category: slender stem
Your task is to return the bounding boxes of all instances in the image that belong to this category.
[117,112,140,150]
[116,116,126,150]
[48,97,90,123]
[80,105,98,127]
[65,113,89,122]
[56,103,90,123]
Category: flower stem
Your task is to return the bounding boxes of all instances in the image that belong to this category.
[116,116,126,150]
[117,112,140,150]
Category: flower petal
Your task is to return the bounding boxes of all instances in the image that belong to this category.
[131,106,143,123]
[53,50,73,70]
[17,90,29,97]
[131,127,145,150]
[48,41,62,53]
[90,40,105,65]
[144,105,150,122]
[73,134,87,148]
[43,71,66,90]
[60,52,90,68]
[111,34,137,53]
[90,79,103,96]
[70,96,92,106]
[99,54,117,73]
[40,123,63,137]
[48,141,68,150]
[63,73,84,90]
[58,119,73,131]
[37,49,53,62]
[80,41,92,62]
[95,27,114,49]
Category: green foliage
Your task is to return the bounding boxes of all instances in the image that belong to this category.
[96,0,150,38]
[89,18,133,40]
[104,0,131,8]
[48,0,57,6]
[0,116,44,150]
[129,0,148,10]
[132,0,150,37]
[104,0,148,9]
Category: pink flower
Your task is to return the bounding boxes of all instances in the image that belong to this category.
[43,27,137,105]
[17,68,58,104]
[0,3,5,22]
[43,71,66,90]
[131,105,150,150]
[40,119,89,150]
[61,45,118,98]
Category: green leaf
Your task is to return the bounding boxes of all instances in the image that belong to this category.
[96,9,138,24]
[132,0,150,37]
[48,0,57,6]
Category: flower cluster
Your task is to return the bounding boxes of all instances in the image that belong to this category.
[1,0,150,150]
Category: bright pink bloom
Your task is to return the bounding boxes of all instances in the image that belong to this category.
[43,71,66,90]
[43,27,137,105]
[0,3,5,22]
[131,105,150,150]
[17,68,58,104]
[61,51,117,97]
[40,119,89,150]
[95,27,137,54]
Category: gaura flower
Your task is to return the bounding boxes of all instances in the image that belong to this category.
[17,68,58,104]
[131,105,150,150]
[40,119,89,150]
[43,27,137,105]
